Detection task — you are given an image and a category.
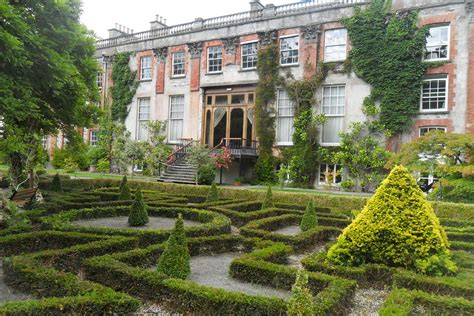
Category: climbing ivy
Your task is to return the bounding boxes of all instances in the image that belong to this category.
[342,0,429,135]
[110,52,138,122]
[255,43,281,183]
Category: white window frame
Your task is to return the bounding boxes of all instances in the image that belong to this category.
[324,29,347,62]
[137,98,151,141]
[96,71,103,90]
[172,52,186,78]
[420,76,448,113]
[241,41,258,70]
[276,89,295,146]
[168,95,185,144]
[319,163,343,186]
[279,35,299,66]
[90,130,98,147]
[207,46,223,73]
[140,56,152,80]
[424,25,450,62]
[321,85,345,146]
[419,126,447,137]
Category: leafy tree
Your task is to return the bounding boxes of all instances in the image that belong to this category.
[261,186,274,209]
[128,189,148,226]
[327,166,456,276]
[206,183,219,203]
[124,140,147,175]
[300,200,318,232]
[187,143,215,184]
[0,0,99,187]
[50,173,62,192]
[287,270,314,316]
[119,176,131,200]
[156,213,191,279]
[143,121,172,176]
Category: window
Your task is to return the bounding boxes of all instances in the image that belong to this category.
[241,42,258,69]
[280,36,299,65]
[425,25,449,61]
[169,95,184,143]
[42,136,48,149]
[421,76,448,112]
[172,52,185,77]
[419,126,447,137]
[276,90,295,145]
[319,164,342,185]
[90,130,98,146]
[324,29,347,62]
[208,46,223,73]
[140,56,152,80]
[96,71,102,90]
[137,98,150,140]
[321,85,345,145]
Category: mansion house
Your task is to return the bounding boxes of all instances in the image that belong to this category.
[78,0,473,185]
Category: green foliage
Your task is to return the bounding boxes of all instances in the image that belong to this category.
[110,52,138,122]
[255,43,280,182]
[287,270,314,316]
[431,178,474,204]
[197,164,216,185]
[206,183,219,203]
[187,144,215,184]
[415,254,458,277]
[119,176,131,200]
[327,166,456,275]
[262,186,274,209]
[51,173,63,192]
[300,201,318,232]
[96,158,110,174]
[156,213,191,279]
[142,121,172,176]
[128,189,148,226]
[64,158,79,173]
[343,0,429,135]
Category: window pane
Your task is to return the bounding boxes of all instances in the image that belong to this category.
[242,42,258,69]
[140,56,152,80]
[231,95,245,104]
[324,29,347,61]
[169,95,184,142]
[322,117,343,144]
[421,77,448,111]
[208,46,223,73]
[280,36,299,65]
[172,52,185,77]
[215,95,228,105]
[425,26,449,60]
[322,85,345,143]
[276,90,295,144]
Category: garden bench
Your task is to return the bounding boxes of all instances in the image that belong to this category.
[10,187,38,208]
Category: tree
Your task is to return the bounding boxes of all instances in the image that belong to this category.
[0,0,99,187]
[300,200,317,232]
[124,140,147,175]
[128,189,148,226]
[206,183,219,203]
[51,173,63,192]
[143,120,172,176]
[119,176,131,200]
[156,213,191,279]
[327,166,456,276]
[261,186,274,209]
[287,270,314,316]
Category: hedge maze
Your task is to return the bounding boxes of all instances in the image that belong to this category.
[0,179,473,315]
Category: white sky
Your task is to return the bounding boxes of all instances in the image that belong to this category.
[80,0,292,38]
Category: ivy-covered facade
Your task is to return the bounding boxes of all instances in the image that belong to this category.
[87,0,474,187]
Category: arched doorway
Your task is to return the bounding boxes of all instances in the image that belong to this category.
[230,108,244,139]
[213,108,226,146]
[204,110,211,145]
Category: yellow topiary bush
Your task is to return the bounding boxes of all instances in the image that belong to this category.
[327,166,456,275]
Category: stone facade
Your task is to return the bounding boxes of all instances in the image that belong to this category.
[90,0,474,186]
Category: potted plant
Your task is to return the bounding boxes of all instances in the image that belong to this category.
[233,177,243,186]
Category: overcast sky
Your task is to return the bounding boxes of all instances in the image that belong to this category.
[81,0,292,39]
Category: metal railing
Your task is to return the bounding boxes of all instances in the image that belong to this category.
[211,138,258,156]
[166,138,197,165]
[96,0,367,49]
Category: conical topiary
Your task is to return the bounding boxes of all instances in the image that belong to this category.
[206,182,219,203]
[156,213,191,279]
[51,173,62,192]
[300,200,318,232]
[261,186,274,209]
[287,270,314,316]
[128,189,148,226]
[119,176,131,200]
[327,166,456,275]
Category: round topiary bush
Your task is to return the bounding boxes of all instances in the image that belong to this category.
[326,165,456,275]
[128,188,148,226]
[50,173,63,192]
[300,200,318,232]
[156,213,191,279]
[206,182,219,203]
[261,186,274,209]
[119,176,131,200]
[287,270,314,316]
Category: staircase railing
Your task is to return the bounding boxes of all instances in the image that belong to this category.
[211,138,258,156]
[157,138,197,177]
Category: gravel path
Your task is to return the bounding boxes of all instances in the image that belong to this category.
[287,244,326,270]
[0,260,31,304]
[273,225,301,236]
[348,288,389,316]
[72,216,202,230]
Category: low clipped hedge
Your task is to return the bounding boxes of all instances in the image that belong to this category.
[240,214,341,251]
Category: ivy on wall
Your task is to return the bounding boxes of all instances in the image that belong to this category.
[110,52,138,122]
[342,0,429,135]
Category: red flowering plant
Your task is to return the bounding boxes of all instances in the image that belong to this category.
[213,146,232,170]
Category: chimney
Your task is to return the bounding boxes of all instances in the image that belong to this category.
[108,23,132,38]
[150,14,168,30]
[250,0,264,11]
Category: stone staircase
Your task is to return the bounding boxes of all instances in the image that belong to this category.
[157,159,197,184]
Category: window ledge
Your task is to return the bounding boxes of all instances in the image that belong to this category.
[324,59,346,63]
[171,75,186,79]
[239,68,257,73]
[139,79,152,82]
[279,63,299,68]
[206,72,223,76]
[320,143,341,147]
[418,110,449,115]
[276,143,293,147]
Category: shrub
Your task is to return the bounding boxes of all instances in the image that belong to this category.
[119,176,131,200]
[206,183,219,203]
[197,163,215,185]
[261,186,274,209]
[96,158,110,174]
[300,200,318,232]
[51,173,63,192]
[415,254,458,276]
[156,213,191,279]
[327,166,455,275]
[64,157,79,173]
[128,189,148,226]
[287,270,314,316]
